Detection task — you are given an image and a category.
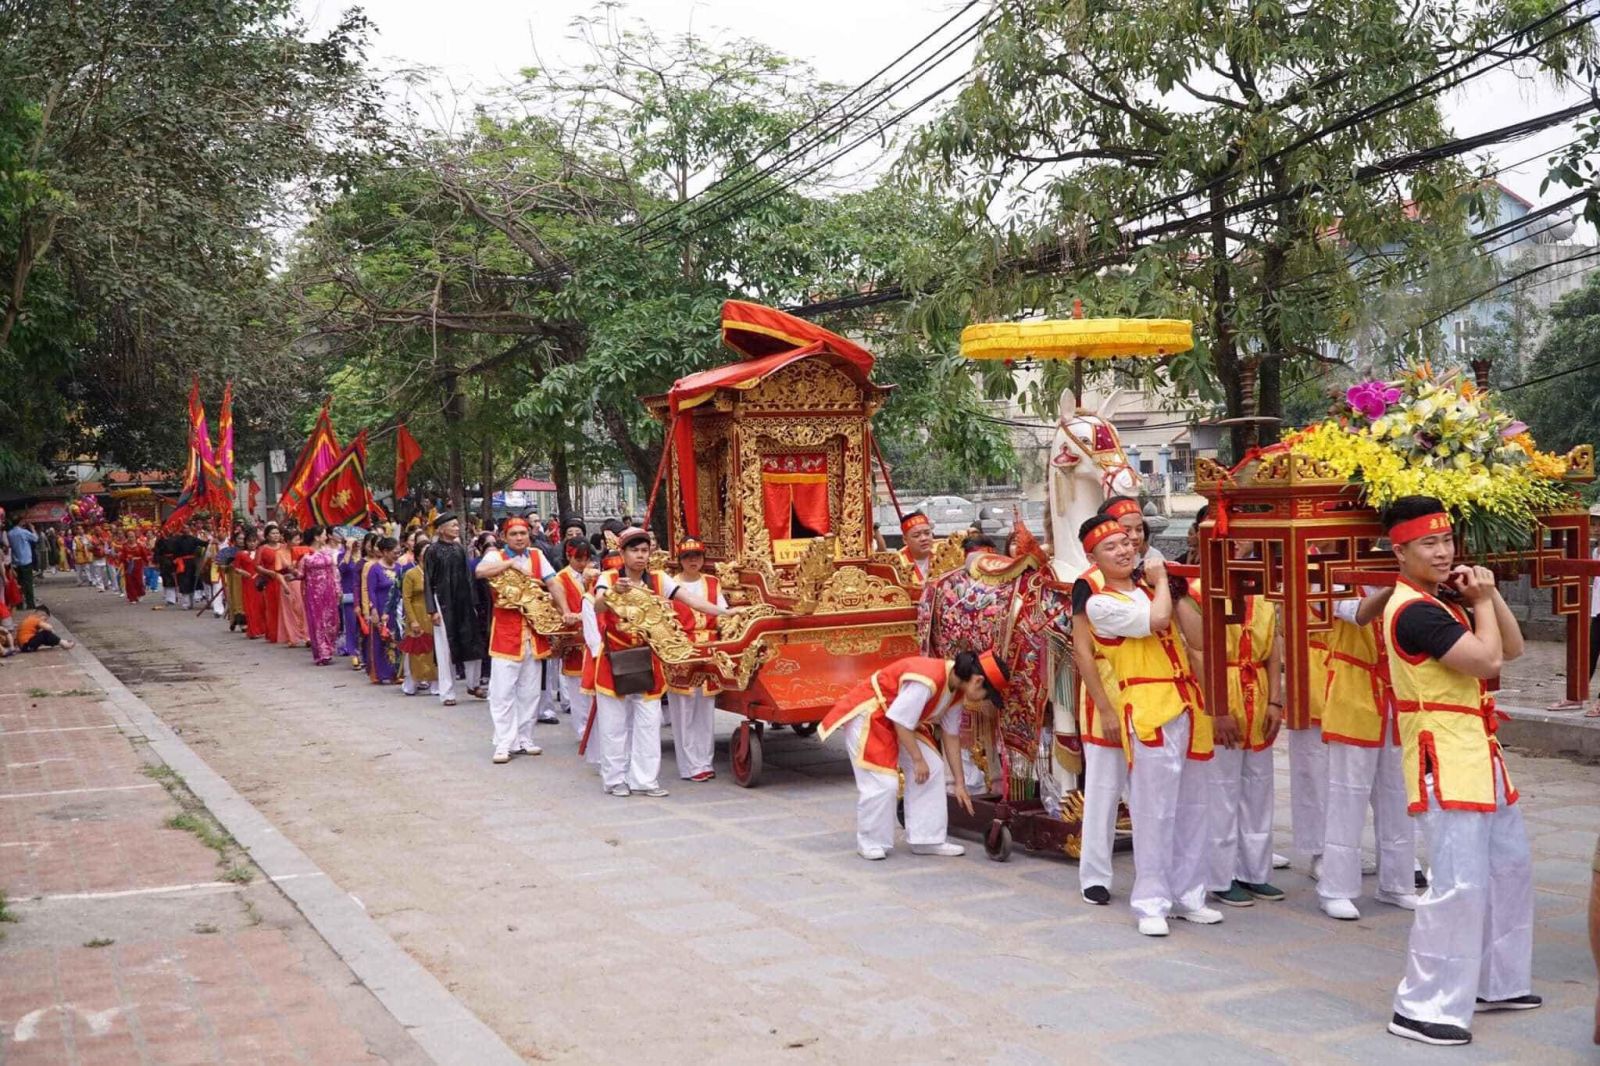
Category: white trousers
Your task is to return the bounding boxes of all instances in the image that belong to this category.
[163,582,177,605]
[842,716,947,852]
[1287,727,1329,859]
[487,654,541,755]
[1078,742,1129,892]
[432,623,481,703]
[75,563,92,586]
[211,583,226,616]
[670,690,717,779]
[1128,713,1211,919]
[90,561,108,589]
[564,674,599,764]
[1394,772,1532,1029]
[1208,745,1275,890]
[595,692,662,791]
[1320,738,1413,900]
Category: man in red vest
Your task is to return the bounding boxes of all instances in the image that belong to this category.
[819,652,1007,860]
[474,517,580,764]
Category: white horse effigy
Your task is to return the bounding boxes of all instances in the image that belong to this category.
[918,388,1141,854]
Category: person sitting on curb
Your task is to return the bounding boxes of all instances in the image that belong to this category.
[17,606,75,653]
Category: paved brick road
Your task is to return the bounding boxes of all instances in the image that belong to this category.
[29,579,1600,1064]
[0,625,428,1065]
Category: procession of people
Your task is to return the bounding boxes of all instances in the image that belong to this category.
[3,482,1587,1051]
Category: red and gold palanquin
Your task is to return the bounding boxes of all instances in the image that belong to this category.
[633,301,929,784]
[1190,448,1596,730]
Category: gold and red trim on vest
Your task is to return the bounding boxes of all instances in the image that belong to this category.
[1384,576,1517,813]
[592,570,670,699]
[818,657,953,775]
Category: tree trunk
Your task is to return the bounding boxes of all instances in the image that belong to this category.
[1209,185,1247,460]
[441,369,467,520]
[551,442,573,519]
[478,393,495,528]
[596,400,665,541]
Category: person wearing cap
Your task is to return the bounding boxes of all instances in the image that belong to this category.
[473,516,581,764]
[898,511,936,587]
[1079,512,1224,937]
[818,651,1007,860]
[1370,496,1535,1046]
[590,526,732,797]
[424,513,487,707]
[666,538,726,782]
[555,536,600,763]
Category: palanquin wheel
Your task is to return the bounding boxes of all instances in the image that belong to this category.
[984,821,1012,862]
[731,720,763,788]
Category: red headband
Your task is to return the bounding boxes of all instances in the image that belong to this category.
[601,555,625,572]
[1080,516,1123,552]
[1389,511,1451,546]
[502,517,530,534]
[901,513,931,534]
[1103,498,1141,520]
[978,651,1010,695]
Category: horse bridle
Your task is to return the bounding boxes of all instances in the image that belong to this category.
[1054,413,1137,497]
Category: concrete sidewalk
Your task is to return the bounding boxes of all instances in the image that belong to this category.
[0,633,438,1064]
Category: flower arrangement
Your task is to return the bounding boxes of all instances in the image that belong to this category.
[1290,363,1576,554]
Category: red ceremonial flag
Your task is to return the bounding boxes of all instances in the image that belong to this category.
[217,381,235,489]
[279,404,342,524]
[307,431,371,527]
[248,479,260,516]
[393,423,422,500]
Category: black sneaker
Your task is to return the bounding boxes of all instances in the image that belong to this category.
[1080,885,1111,905]
[1414,868,1429,890]
[1388,1013,1471,1046]
[1474,994,1541,1012]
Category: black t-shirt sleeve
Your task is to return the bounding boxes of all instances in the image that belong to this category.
[1071,579,1091,614]
[1394,601,1470,660]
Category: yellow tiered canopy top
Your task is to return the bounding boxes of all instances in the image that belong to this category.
[960,318,1194,361]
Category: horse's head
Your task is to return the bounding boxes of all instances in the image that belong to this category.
[1050,389,1141,500]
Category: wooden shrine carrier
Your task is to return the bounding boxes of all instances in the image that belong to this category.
[1187,445,1598,729]
[636,300,929,786]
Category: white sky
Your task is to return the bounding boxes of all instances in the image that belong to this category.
[297,0,1594,235]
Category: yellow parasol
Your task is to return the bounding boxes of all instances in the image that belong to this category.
[960,300,1194,403]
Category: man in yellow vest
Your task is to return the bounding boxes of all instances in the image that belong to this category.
[1376,496,1536,1046]
[1205,544,1287,908]
[1079,513,1228,937]
[1315,585,1420,921]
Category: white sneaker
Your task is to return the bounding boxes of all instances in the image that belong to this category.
[908,842,965,857]
[857,845,888,861]
[492,751,510,764]
[1375,889,1420,911]
[638,786,669,797]
[1137,916,1170,937]
[1271,852,1290,869]
[1362,856,1379,876]
[513,744,542,756]
[607,784,631,797]
[537,711,559,724]
[1320,897,1360,921]
[1173,905,1223,925]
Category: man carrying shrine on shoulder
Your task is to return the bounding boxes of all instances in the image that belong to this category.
[473,517,581,765]
[1204,539,1287,909]
[590,527,732,797]
[898,511,935,589]
[1315,582,1420,921]
[819,651,1006,860]
[667,538,726,782]
[1078,512,1225,937]
[1374,496,1537,1047]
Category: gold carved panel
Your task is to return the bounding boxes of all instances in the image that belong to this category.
[734,417,867,562]
[740,360,862,411]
